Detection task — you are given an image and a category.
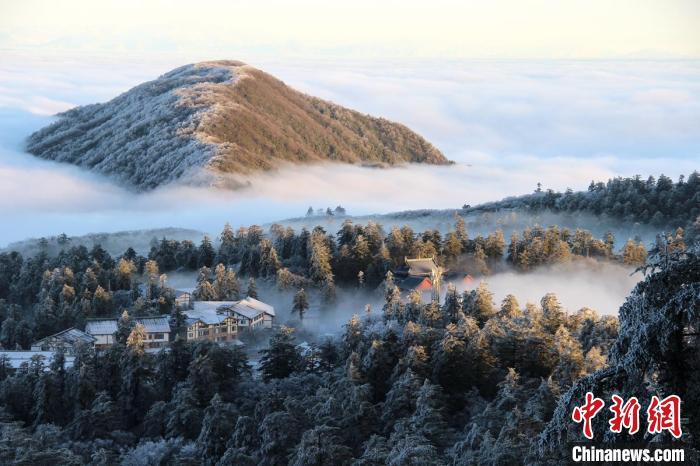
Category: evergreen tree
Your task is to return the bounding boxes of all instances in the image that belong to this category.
[246,277,258,299]
[218,223,236,265]
[126,323,147,355]
[466,282,496,326]
[292,288,309,321]
[499,294,521,319]
[115,310,134,345]
[198,236,216,268]
[259,327,301,382]
[194,267,216,301]
[197,394,239,462]
[442,283,461,323]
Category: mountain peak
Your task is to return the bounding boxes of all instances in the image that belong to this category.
[26,61,449,190]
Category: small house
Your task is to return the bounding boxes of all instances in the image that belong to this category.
[30,328,96,355]
[85,315,171,349]
[395,257,444,303]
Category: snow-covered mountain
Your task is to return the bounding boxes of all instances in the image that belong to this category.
[26,60,449,190]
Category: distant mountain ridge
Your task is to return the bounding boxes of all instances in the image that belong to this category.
[26,60,449,190]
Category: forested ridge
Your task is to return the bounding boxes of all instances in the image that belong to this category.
[466,172,700,232]
[0,174,697,464]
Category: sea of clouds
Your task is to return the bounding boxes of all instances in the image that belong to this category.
[0,53,698,247]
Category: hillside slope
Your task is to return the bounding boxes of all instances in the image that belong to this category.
[26,60,449,190]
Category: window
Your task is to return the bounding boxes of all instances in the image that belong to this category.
[154,333,164,340]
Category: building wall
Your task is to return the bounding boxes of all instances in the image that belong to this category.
[93,334,115,348]
[186,319,238,343]
[31,340,79,355]
[145,331,170,348]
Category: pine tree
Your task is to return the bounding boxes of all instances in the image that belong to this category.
[383,285,403,322]
[259,239,281,278]
[143,260,159,299]
[245,277,258,299]
[198,236,216,268]
[499,294,521,319]
[115,258,136,290]
[210,263,240,301]
[194,267,216,301]
[410,380,453,451]
[473,244,489,275]
[552,326,585,386]
[468,282,496,326]
[292,288,309,321]
[197,394,238,461]
[442,283,461,323]
[218,223,236,265]
[454,214,468,246]
[289,425,354,466]
[115,310,133,345]
[259,327,301,382]
[541,293,566,334]
[442,232,462,265]
[126,323,147,355]
[92,285,112,316]
[485,229,505,259]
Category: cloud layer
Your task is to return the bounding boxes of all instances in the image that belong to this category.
[0,54,698,246]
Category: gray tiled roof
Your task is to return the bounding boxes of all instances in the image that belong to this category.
[184,308,235,325]
[233,298,275,318]
[85,319,118,335]
[86,316,170,335]
[192,299,275,320]
[32,327,96,346]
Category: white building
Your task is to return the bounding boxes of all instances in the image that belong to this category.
[184,305,239,343]
[230,297,275,329]
[85,315,171,349]
[185,297,275,342]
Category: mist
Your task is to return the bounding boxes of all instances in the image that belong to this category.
[1,53,698,247]
[460,261,641,316]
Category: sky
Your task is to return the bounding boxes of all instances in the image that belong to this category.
[0,1,698,246]
[1,0,699,59]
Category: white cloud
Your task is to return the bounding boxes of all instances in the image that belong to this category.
[0,56,697,246]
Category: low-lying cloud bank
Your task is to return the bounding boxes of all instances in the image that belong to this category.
[0,54,697,245]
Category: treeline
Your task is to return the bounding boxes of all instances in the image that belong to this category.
[468,172,700,229]
[146,218,648,291]
[0,278,619,464]
[0,218,657,349]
